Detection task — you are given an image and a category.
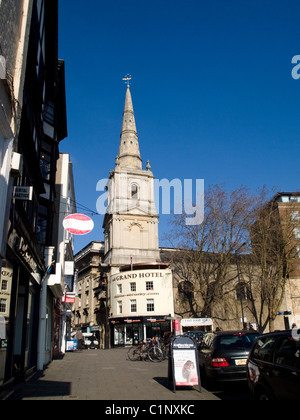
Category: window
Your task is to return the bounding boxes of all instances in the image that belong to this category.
[117,301,122,315]
[147,299,154,312]
[236,282,252,301]
[1,279,8,291]
[252,336,277,362]
[275,337,300,369]
[178,281,194,300]
[131,184,138,200]
[44,100,55,125]
[291,211,300,221]
[0,298,7,314]
[36,216,47,243]
[117,284,122,294]
[217,333,259,351]
[130,300,137,313]
[130,282,136,292]
[146,281,154,291]
[293,227,300,240]
[39,152,51,180]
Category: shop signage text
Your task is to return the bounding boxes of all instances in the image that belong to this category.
[112,272,164,282]
[13,186,33,201]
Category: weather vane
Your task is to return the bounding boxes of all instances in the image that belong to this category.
[122,74,132,87]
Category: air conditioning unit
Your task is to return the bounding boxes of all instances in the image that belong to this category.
[0,56,6,79]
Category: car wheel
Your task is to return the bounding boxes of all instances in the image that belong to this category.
[256,387,273,401]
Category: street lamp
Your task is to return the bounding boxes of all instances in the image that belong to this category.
[235,243,247,330]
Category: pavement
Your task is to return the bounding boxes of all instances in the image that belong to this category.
[6,347,219,401]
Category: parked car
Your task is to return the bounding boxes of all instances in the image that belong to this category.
[82,333,99,349]
[247,330,300,400]
[198,330,260,385]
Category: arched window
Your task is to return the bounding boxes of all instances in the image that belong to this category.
[236,282,251,301]
[178,281,194,300]
[131,183,138,200]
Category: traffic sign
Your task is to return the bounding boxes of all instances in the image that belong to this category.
[63,213,94,235]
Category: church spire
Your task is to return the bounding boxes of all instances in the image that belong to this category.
[117,82,142,170]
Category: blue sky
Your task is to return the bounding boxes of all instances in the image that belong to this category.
[58,0,300,253]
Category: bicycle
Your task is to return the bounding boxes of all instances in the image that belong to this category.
[127,341,150,361]
[147,338,164,362]
[127,338,164,362]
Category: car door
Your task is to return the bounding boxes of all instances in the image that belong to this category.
[198,333,214,369]
[271,336,300,400]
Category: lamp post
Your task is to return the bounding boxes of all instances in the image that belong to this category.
[235,243,247,330]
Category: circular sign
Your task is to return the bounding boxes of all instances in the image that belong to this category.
[63,214,94,235]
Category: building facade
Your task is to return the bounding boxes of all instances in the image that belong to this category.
[273,192,300,328]
[74,242,107,348]
[0,0,33,272]
[52,153,76,359]
[0,0,69,391]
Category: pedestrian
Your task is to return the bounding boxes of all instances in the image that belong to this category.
[76,329,84,350]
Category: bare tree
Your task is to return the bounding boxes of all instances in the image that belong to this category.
[167,185,253,322]
[167,185,299,333]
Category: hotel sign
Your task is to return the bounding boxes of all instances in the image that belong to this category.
[112,271,164,282]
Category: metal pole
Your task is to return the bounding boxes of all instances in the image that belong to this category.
[236,252,246,330]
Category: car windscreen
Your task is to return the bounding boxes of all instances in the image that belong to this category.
[216,333,259,351]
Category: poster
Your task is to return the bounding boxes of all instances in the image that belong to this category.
[173,349,199,386]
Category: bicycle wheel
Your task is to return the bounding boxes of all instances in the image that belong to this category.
[127,347,140,361]
[148,346,163,362]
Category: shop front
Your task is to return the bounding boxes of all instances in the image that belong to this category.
[111,316,172,347]
[109,267,175,347]
[1,230,44,386]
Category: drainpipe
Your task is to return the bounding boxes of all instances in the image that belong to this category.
[37,246,55,371]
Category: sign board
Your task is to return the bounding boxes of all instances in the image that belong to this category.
[181,318,213,327]
[65,261,75,275]
[63,214,94,235]
[168,335,201,393]
[13,186,33,201]
[66,339,78,351]
[65,295,76,304]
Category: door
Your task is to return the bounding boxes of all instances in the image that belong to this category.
[271,336,300,400]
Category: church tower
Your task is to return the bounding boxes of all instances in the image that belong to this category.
[103,83,160,273]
